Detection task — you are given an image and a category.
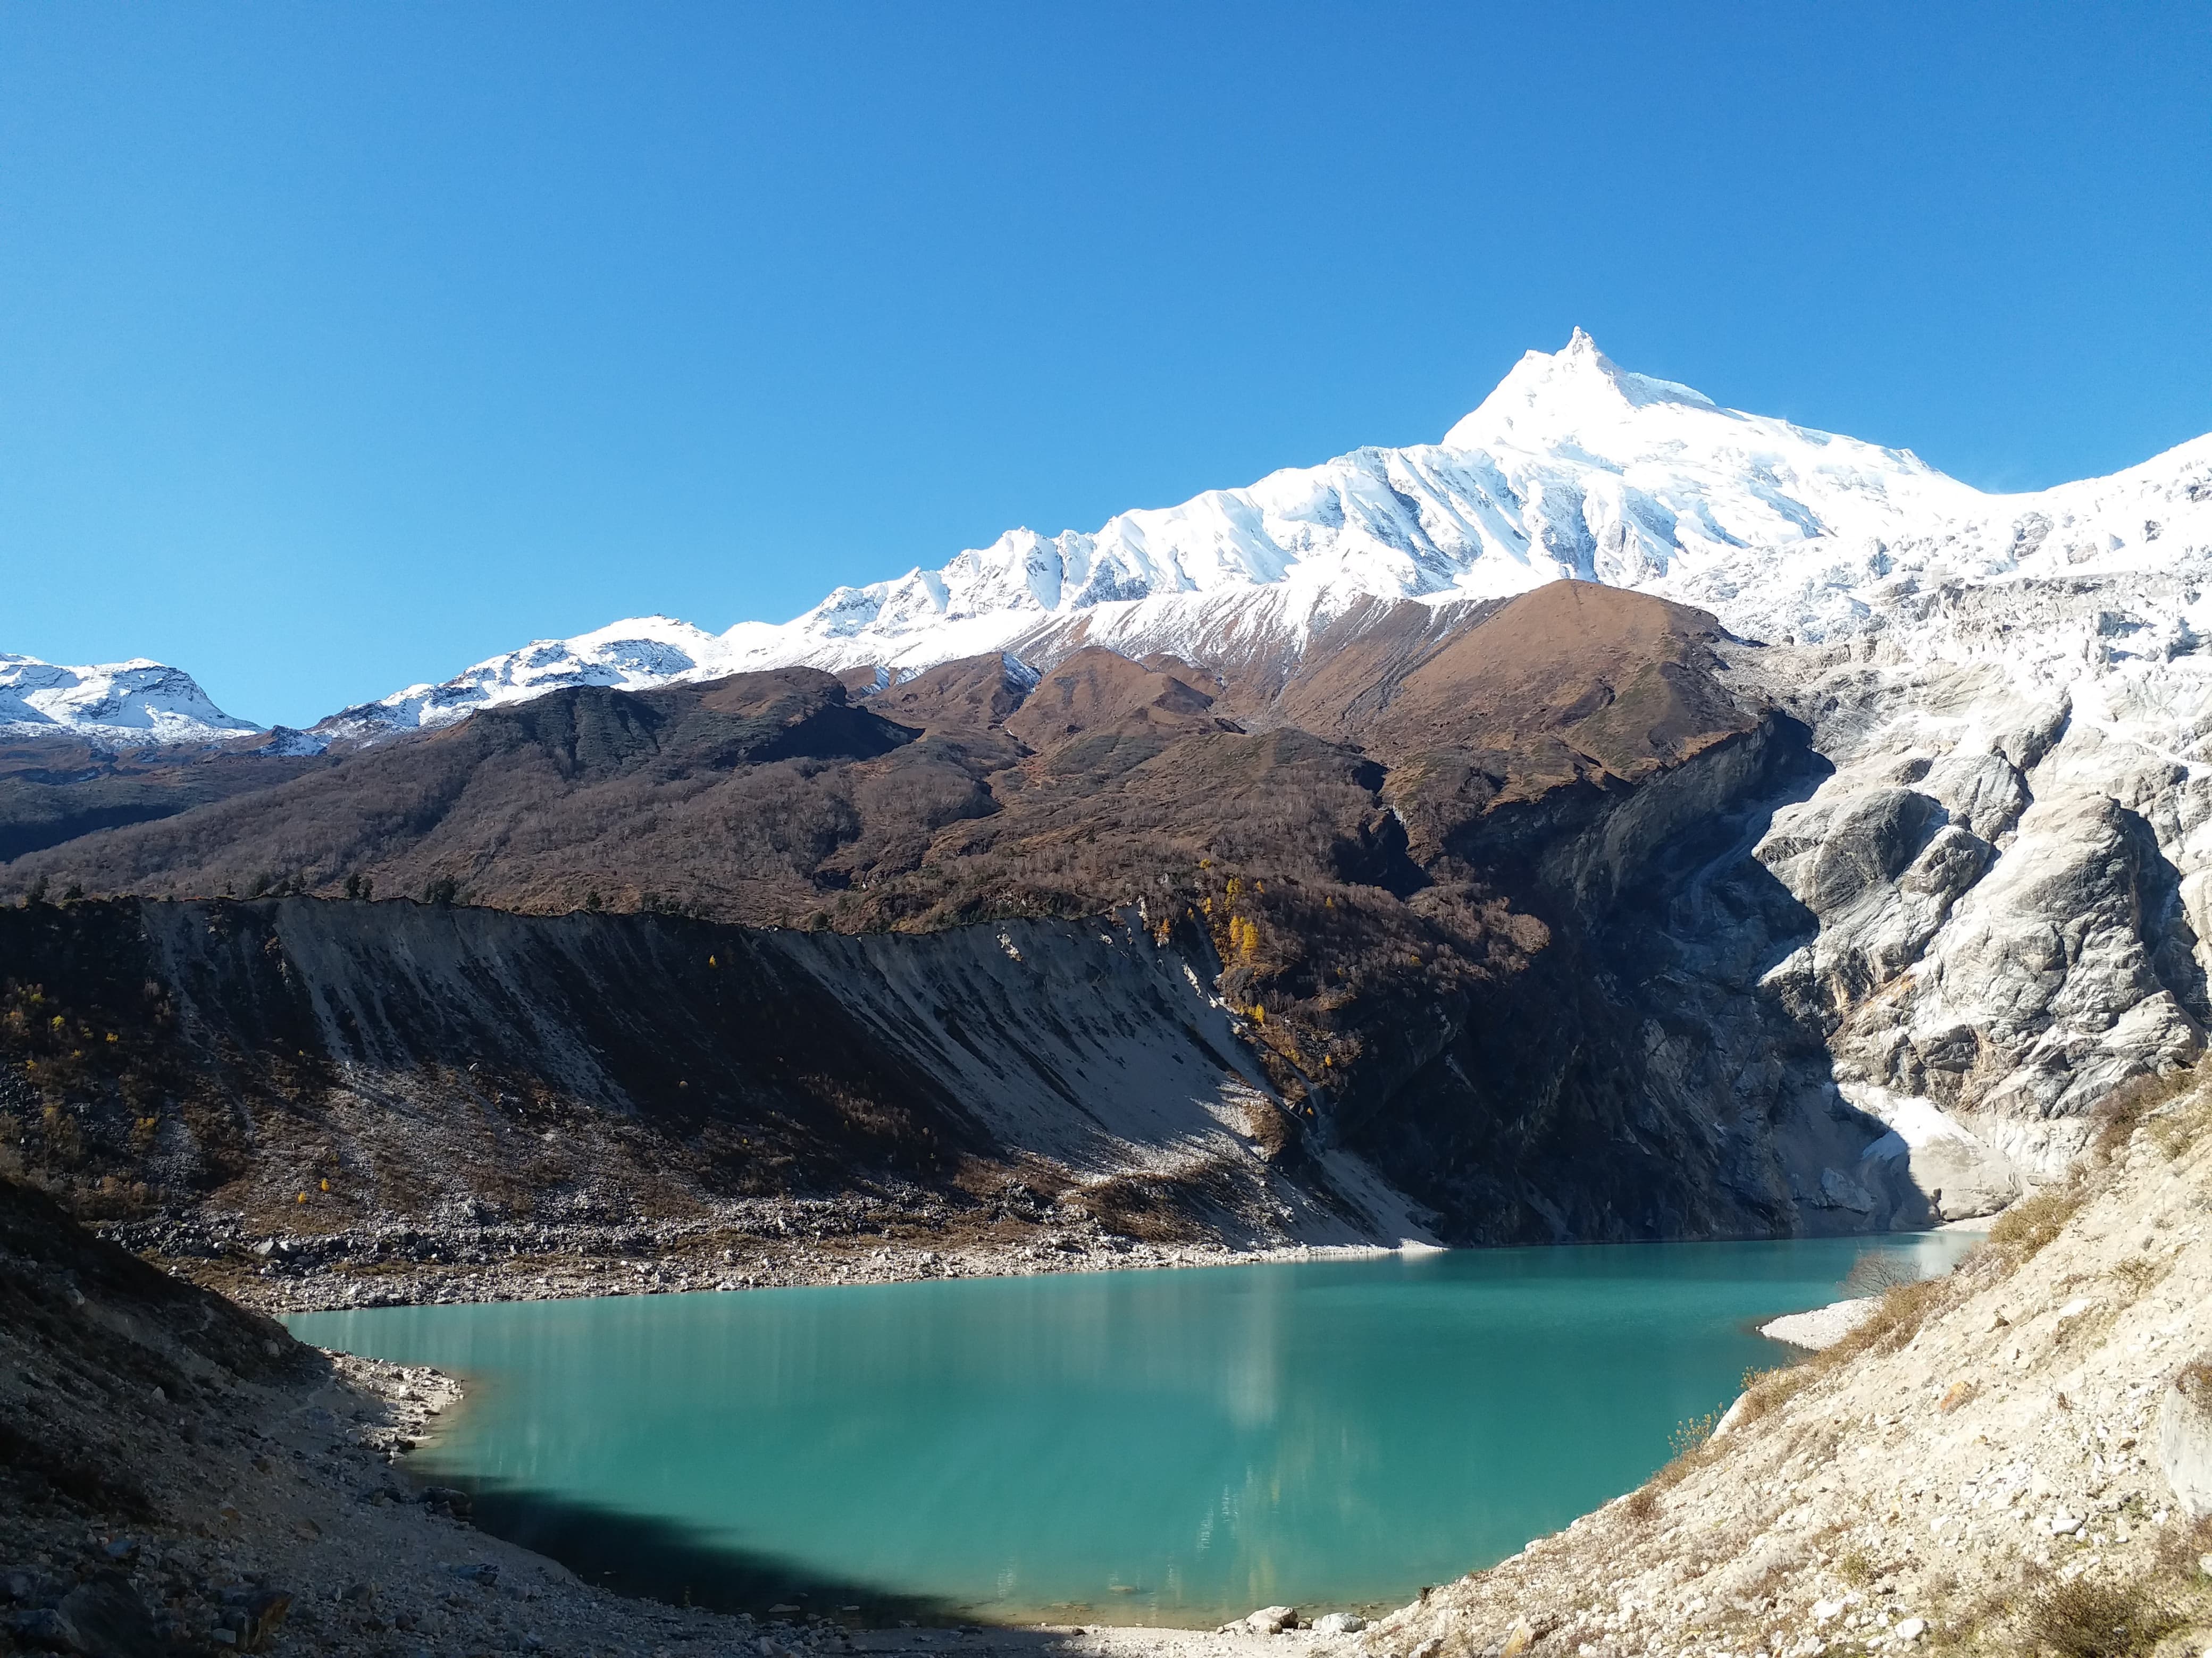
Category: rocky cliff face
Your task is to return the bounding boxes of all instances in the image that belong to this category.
[1714,571,2212,1210]
[0,896,1438,1256]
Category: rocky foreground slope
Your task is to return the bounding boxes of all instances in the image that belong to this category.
[1362,1070,2212,1658]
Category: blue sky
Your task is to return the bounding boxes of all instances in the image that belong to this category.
[4,3,2208,729]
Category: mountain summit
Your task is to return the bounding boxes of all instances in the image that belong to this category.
[0,655,258,745]
[22,333,2210,747]
[304,330,2208,743]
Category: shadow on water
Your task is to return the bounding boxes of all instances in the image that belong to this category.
[457,1481,966,1627]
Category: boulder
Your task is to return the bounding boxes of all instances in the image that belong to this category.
[7,1607,82,1651]
[46,1573,162,1657]
[1311,1613,1367,1636]
[1244,1606,1300,1635]
[2159,1361,2212,1520]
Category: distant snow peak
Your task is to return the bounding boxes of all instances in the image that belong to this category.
[313,615,751,743]
[0,654,259,746]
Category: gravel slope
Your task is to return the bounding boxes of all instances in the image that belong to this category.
[1359,1075,2212,1657]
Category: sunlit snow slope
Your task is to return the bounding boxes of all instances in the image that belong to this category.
[316,329,2212,740]
[0,656,260,746]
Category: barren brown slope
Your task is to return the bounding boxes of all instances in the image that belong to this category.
[2,583,1886,1250]
[0,584,1747,931]
[0,731,330,864]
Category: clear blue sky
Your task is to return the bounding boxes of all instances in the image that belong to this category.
[4,2,2208,728]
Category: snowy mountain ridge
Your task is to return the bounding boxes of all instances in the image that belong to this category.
[16,329,2212,747]
[0,654,261,746]
[315,328,2212,741]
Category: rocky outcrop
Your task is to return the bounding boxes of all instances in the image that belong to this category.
[2159,1362,2212,1522]
[1720,571,2212,1185]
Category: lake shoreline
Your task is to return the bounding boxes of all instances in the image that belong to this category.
[166,1211,1409,1319]
[132,1190,1982,1323]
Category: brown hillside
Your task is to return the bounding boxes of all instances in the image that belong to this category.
[2,582,1821,1247]
[1002,646,1233,750]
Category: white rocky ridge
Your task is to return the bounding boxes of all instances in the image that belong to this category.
[0,654,259,746]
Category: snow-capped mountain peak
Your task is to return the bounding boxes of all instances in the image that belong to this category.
[315,615,750,742]
[71,328,2200,747]
[1444,326,1718,450]
[0,655,261,746]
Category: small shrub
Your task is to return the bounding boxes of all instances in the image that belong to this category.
[1989,1184,2087,1264]
[1669,1409,1721,1459]
[1843,1250,1924,1296]
[1838,1551,1873,1586]
[2111,1256,2164,1300]
[2022,1574,2181,1658]
[1621,1487,1657,1524]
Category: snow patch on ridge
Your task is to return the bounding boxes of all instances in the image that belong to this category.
[0,655,260,746]
[314,616,756,743]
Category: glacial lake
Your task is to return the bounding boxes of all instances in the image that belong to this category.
[289,1232,1975,1627]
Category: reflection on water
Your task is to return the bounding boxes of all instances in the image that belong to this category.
[291,1231,1976,1626]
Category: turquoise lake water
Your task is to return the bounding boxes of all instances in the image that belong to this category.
[289,1232,1976,1627]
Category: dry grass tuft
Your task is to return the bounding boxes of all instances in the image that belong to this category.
[2152,1511,2212,1576]
[1817,1275,1956,1369]
[2089,1065,2203,1162]
[1989,1183,2089,1265]
[2018,1573,2183,1658]
[1668,1407,1723,1459]
[2150,1087,2212,1159]
[1620,1487,1658,1524]
[1730,1362,1812,1429]
[2110,1255,2166,1300]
